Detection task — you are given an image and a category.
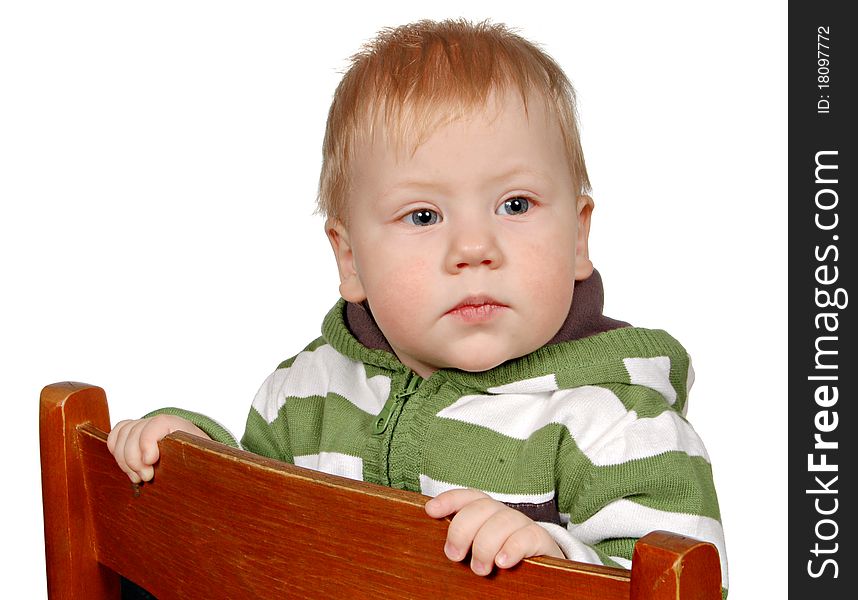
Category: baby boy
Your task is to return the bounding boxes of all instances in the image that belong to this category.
[108,18,728,592]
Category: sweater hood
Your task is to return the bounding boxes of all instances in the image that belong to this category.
[322,270,692,414]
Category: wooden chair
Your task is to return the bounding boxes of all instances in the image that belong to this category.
[40,382,722,599]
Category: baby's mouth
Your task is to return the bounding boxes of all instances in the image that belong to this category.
[444,296,508,322]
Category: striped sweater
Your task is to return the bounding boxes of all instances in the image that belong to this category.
[160,287,728,594]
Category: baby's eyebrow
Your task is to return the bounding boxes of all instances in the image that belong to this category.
[385,179,447,194]
[487,165,550,184]
[384,167,549,198]
[377,179,448,204]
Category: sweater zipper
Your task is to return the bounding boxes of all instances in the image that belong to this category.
[372,373,421,435]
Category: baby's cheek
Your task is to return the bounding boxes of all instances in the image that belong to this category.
[521,247,575,295]
[520,252,575,332]
[366,256,433,326]
[387,255,432,299]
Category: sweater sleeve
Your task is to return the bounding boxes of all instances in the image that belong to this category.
[238,367,295,463]
[143,407,240,448]
[546,384,728,597]
[143,367,297,462]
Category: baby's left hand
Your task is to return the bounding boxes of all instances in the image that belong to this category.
[424,488,564,576]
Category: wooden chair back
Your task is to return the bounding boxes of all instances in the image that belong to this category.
[40,382,722,599]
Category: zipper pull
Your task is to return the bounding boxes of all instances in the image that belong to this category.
[399,374,421,398]
[372,374,422,435]
[372,401,395,435]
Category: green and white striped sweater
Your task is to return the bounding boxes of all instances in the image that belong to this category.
[160,295,727,594]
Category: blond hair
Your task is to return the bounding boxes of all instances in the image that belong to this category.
[317,19,590,222]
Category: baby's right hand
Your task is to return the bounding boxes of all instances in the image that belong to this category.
[107,415,209,483]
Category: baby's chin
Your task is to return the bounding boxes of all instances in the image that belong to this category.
[442,346,534,374]
[394,334,550,377]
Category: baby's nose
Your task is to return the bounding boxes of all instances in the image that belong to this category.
[445,230,502,273]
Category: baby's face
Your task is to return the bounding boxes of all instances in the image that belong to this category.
[328,89,593,378]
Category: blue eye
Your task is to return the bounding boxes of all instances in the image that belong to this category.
[408,209,440,226]
[497,197,530,216]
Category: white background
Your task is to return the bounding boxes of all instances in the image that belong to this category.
[1,1,786,596]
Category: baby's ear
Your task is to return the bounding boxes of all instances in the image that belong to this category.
[325,218,367,303]
[574,195,594,281]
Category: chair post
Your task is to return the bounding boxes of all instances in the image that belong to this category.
[629,530,722,600]
[40,382,120,600]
